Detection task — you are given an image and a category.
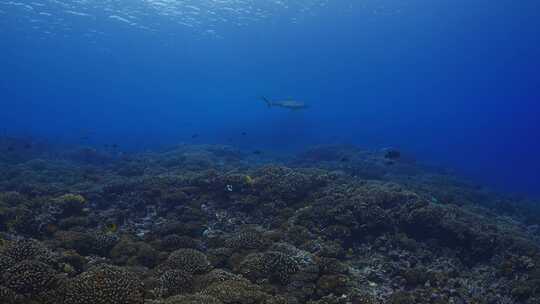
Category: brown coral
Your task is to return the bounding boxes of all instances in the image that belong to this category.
[1,239,56,265]
[2,260,58,296]
[57,264,144,304]
[202,280,269,304]
[161,249,212,274]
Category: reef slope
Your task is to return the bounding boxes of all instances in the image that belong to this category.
[0,144,539,304]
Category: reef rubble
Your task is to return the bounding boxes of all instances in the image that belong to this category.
[0,144,539,304]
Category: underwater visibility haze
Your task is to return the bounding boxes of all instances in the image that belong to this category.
[1,0,540,303]
[2,0,540,194]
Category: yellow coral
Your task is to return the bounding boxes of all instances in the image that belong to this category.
[55,194,86,205]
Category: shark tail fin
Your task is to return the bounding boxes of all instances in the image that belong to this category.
[261,96,272,108]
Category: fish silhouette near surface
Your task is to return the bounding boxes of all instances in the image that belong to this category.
[261,97,309,110]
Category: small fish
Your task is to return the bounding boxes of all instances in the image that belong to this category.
[104,223,118,234]
[340,157,349,162]
[261,97,309,110]
[253,150,263,155]
[241,132,247,136]
[24,143,32,149]
[6,146,14,152]
[191,134,199,139]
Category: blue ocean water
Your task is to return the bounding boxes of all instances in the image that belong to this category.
[1,0,539,196]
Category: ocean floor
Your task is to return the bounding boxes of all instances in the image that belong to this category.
[0,143,539,304]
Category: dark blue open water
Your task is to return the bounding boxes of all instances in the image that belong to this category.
[1,0,539,196]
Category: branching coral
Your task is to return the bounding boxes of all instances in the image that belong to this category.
[57,264,144,304]
[202,280,269,304]
[53,193,87,217]
[2,260,58,296]
[155,270,193,297]
[237,250,300,285]
[224,230,267,250]
[161,249,212,274]
[0,238,56,265]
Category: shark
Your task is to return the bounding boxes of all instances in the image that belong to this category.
[261,97,309,110]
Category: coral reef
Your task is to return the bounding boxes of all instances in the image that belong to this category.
[57,264,145,304]
[202,280,271,304]
[160,248,212,274]
[2,260,58,296]
[154,270,193,297]
[0,143,539,303]
[1,238,57,265]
